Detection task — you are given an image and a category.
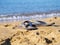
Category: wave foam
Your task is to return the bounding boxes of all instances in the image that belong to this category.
[0,13,60,22]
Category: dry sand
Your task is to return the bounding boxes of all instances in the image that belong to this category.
[0,17,60,45]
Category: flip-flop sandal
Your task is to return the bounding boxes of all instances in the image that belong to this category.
[26,26,38,30]
[33,21,55,26]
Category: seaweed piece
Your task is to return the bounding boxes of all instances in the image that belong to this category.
[45,38,52,44]
[1,38,11,45]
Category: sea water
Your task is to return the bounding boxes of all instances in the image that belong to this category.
[0,0,60,14]
[0,0,60,22]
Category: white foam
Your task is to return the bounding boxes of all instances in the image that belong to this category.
[0,13,60,22]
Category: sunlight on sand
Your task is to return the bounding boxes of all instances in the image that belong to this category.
[0,17,60,45]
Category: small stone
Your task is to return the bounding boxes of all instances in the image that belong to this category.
[4,24,9,27]
[52,38,55,40]
[54,17,57,19]
[12,26,17,29]
[58,30,60,32]
[12,27,15,29]
[36,32,39,35]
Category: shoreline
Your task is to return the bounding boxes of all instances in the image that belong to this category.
[0,11,60,22]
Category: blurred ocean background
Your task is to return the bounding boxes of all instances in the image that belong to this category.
[0,0,60,22]
[0,0,60,14]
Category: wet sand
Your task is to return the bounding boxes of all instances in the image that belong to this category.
[0,17,60,45]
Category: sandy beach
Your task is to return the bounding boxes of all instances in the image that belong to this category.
[0,17,60,45]
[0,0,60,45]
